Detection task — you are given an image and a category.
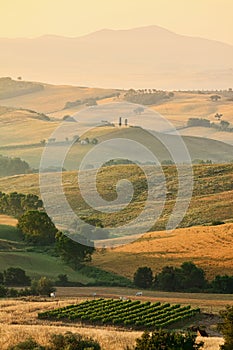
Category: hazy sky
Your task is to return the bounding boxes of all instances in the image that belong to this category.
[0,0,233,45]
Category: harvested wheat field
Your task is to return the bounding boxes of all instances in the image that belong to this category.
[0,215,17,226]
[0,298,224,350]
[92,223,233,280]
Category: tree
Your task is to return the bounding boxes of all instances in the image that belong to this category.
[55,231,95,269]
[133,266,153,289]
[220,120,230,130]
[154,266,180,292]
[212,275,233,294]
[3,267,31,286]
[210,94,221,102]
[31,277,55,296]
[179,261,206,291]
[17,210,57,245]
[215,113,223,121]
[218,305,233,350]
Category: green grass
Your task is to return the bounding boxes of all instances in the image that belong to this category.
[0,250,94,283]
[0,224,22,242]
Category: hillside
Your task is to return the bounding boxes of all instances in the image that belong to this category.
[91,223,233,280]
[0,163,232,232]
[0,78,120,114]
[1,26,233,89]
[1,125,233,169]
[0,217,94,283]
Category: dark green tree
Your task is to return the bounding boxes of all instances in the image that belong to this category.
[154,266,181,292]
[17,210,57,245]
[133,266,153,289]
[31,277,55,296]
[211,275,233,294]
[218,305,233,350]
[3,267,31,286]
[179,261,206,291]
[55,231,95,269]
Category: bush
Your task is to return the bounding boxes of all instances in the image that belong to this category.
[7,332,101,350]
[218,306,233,350]
[133,330,203,350]
[48,332,101,350]
[8,338,45,350]
[31,277,56,296]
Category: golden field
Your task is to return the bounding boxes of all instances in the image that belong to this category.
[0,296,226,350]
[92,223,233,280]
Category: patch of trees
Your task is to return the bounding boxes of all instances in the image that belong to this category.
[64,92,119,109]
[131,330,203,350]
[0,272,55,298]
[0,267,31,286]
[187,118,233,132]
[103,158,135,167]
[134,262,233,293]
[0,77,44,99]
[0,192,43,217]
[124,89,174,105]
[0,155,31,177]
[7,332,101,350]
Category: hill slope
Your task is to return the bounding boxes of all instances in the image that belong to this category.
[91,223,233,280]
[0,163,232,232]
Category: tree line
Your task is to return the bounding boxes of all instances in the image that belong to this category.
[0,191,42,217]
[187,118,232,132]
[124,89,174,105]
[134,262,233,294]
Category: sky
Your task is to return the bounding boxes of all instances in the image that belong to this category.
[0,0,232,45]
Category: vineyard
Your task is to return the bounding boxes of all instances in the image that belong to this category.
[38,298,200,330]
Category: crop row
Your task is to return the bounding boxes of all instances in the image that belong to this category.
[38,298,200,329]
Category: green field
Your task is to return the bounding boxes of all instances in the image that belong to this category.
[0,250,95,283]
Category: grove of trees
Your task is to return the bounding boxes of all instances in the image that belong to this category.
[0,155,30,177]
[0,191,43,217]
[134,262,233,293]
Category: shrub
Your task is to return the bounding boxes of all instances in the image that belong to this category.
[218,305,233,350]
[8,338,45,349]
[133,330,203,350]
[7,332,101,350]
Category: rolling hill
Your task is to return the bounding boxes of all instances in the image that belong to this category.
[0,125,233,169]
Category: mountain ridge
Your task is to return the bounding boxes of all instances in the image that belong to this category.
[1,25,233,89]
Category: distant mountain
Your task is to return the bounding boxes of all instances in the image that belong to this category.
[1,25,233,89]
